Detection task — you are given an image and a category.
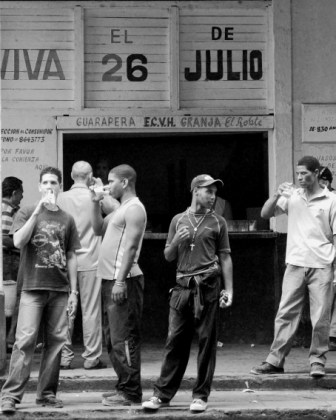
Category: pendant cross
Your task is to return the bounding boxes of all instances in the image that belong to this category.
[190,243,195,251]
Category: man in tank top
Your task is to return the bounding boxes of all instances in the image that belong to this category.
[91,164,147,406]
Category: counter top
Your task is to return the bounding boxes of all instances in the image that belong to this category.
[144,231,279,240]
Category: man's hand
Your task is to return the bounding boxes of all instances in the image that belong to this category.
[219,290,233,308]
[112,282,127,304]
[67,293,78,317]
[172,226,190,246]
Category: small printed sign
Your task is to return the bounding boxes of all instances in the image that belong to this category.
[302,104,336,143]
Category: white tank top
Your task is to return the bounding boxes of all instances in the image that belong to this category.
[97,197,147,280]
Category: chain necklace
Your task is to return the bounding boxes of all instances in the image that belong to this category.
[186,208,208,251]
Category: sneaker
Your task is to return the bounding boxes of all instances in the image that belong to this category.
[329,337,336,351]
[102,392,141,406]
[84,359,107,370]
[36,396,63,408]
[60,364,72,370]
[250,362,284,375]
[310,362,325,378]
[142,396,170,410]
[102,390,118,399]
[1,398,16,413]
[190,399,207,412]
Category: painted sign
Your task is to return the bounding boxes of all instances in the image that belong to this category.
[179,4,269,109]
[84,7,170,108]
[302,104,336,143]
[0,7,74,109]
[1,116,57,206]
[57,114,273,130]
[1,2,270,112]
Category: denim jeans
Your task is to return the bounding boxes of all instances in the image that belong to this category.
[266,264,333,368]
[1,290,68,402]
[154,274,221,402]
[61,271,102,367]
[102,276,144,401]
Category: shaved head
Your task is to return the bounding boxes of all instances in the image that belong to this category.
[71,161,93,181]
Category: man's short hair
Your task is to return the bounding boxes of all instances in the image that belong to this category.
[110,164,137,186]
[71,161,92,180]
[297,156,320,173]
[40,167,62,184]
[2,177,23,198]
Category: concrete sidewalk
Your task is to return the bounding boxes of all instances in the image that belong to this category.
[2,342,336,391]
[2,343,336,418]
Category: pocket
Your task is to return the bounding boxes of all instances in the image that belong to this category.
[169,288,189,312]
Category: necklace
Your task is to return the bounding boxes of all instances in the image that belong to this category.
[186,208,208,251]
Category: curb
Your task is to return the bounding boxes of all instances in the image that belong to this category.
[2,375,336,393]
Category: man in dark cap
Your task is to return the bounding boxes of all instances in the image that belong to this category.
[319,166,335,193]
[142,174,233,413]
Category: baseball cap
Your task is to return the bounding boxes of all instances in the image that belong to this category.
[319,166,333,182]
[190,174,223,192]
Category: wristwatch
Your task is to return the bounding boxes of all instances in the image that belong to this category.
[71,290,79,296]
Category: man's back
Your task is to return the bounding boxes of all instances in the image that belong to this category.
[58,184,100,271]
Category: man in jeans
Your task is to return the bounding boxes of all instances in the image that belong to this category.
[251,156,336,378]
[91,164,147,405]
[142,174,233,413]
[1,167,80,414]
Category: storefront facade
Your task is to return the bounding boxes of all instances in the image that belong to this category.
[1,0,336,342]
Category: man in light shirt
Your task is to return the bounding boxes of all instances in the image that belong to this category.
[251,156,336,378]
[58,161,118,369]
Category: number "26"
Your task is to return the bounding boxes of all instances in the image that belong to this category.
[102,53,148,82]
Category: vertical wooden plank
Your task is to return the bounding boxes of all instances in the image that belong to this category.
[266,1,274,113]
[74,5,84,110]
[169,5,179,110]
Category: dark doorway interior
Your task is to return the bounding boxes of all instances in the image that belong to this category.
[63,131,269,231]
[63,131,275,344]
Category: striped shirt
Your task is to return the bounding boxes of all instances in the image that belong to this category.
[2,199,19,235]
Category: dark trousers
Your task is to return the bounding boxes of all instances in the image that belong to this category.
[154,279,220,402]
[102,276,144,401]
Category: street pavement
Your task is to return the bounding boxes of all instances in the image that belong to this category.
[1,342,336,418]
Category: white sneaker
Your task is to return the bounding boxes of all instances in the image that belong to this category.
[190,399,207,412]
[142,396,170,410]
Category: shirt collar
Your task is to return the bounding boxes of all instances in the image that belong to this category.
[70,183,89,190]
[297,186,329,201]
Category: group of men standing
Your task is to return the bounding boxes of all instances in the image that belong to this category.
[1,155,336,415]
[1,161,233,414]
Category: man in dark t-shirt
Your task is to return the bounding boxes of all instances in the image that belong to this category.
[1,167,81,415]
[143,174,233,413]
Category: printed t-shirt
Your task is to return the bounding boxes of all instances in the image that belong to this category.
[12,204,81,292]
[166,209,230,274]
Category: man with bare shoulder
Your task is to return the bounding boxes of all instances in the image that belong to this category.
[91,164,147,406]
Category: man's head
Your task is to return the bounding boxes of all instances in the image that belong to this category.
[319,166,333,190]
[39,167,62,198]
[95,157,111,184]
[107,164,137,199]
[71,161,93,186]
[2,176,23,207]
[296,156,320,190]
[190,174,223,209]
